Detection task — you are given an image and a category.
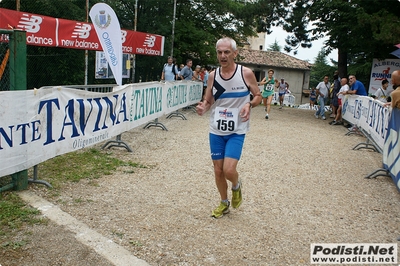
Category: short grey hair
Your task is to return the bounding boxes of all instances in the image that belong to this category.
[216,37,237,51]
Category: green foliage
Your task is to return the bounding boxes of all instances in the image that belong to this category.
[0,192,47,251]
[37,148,147,188]
[310,48,337,88]
[0,193,41,230]
[0,0,285,84]
[276,0,400,77]
[267,39,282,52]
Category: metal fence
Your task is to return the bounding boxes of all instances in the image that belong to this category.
[0,31,10,91]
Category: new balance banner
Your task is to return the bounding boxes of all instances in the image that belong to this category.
[383,108,400,192]
[89,3,122,85]
[0,8,164,56]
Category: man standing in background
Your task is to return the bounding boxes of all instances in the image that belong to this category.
[161,56,178,81]
[314,75,330,120]
[180,59,193,81]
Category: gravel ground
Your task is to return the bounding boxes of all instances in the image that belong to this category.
[3,104,400,265]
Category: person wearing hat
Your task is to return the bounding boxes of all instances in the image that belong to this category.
[277,78,289,109]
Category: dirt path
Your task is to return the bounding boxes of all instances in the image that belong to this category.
[2,105,400,266]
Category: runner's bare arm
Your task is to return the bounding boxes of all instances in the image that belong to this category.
[196,71,215,116]
[240,66,262,121]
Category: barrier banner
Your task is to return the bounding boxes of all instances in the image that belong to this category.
[257,86,295,107]
[89,3,122,85]
[383,108,400,192]
[341,95,390,149]
[369,59,400,94]
[0,8,164,56]
[0,81,202,177]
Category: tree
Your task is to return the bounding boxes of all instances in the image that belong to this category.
[0,0,284,84]
[268,0,400,87]
[105,0,282,82]
[309,48,337,88]
[267,39,281,52]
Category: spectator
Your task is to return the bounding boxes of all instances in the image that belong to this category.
[330,77,349,125]
[259,69,275,119]
[202,67,209,98]
[346,75,367,96]
[390,70,400,109]
[314,75,331,120]
[309,87,317,109]
[371,79,392,103]
[277,78,289,109]
[330,72,341,118]
[192,65,202,82]
[180,59,193,80]
[161,56,178,81]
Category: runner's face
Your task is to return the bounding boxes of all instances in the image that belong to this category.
[268,71,273,78]
[216,41,237,67]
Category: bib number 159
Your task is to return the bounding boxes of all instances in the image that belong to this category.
[216,119,235,131]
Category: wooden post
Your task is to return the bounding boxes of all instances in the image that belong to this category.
[10,30,28,190]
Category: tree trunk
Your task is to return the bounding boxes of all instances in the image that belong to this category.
[337,48,347,80]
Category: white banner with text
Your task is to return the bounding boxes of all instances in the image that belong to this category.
[0,81,202,177]
[342,95,400,192]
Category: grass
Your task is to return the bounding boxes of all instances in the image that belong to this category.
[0,147,148,251]
[0,192,47,250]
[34,148,147,189]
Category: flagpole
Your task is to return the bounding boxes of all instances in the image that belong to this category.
[84,0,89,85]
[131,0,138,83]
[171,0,176,57]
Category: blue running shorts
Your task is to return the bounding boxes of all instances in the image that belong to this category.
[209,133,245,161]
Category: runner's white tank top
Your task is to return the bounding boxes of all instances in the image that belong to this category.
[209,64,251,136]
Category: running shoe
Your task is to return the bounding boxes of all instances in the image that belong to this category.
[322,116,326,120]
[265,114,269,119]
[231,181,242,209]
[314,114,319,119]
[211,201,230,218]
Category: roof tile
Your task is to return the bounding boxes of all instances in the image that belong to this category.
[237,49,312,70]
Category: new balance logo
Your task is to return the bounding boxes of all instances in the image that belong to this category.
[71,23,91,39]
[17,14,42,33]
[143,35,155,47]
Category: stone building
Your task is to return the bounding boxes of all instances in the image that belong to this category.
[236,48,311,105]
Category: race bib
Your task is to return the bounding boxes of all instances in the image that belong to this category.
[214,107,239,132]
[265,84,274,91]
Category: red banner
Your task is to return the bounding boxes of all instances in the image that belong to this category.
[0,8,164,56]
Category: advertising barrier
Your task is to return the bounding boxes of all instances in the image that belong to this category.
[383,108,400,192]
[257,86,295,107]
[341,95,389,149]
[342,95,399,192]
[0,81,203,177]
[0,8,164,56]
